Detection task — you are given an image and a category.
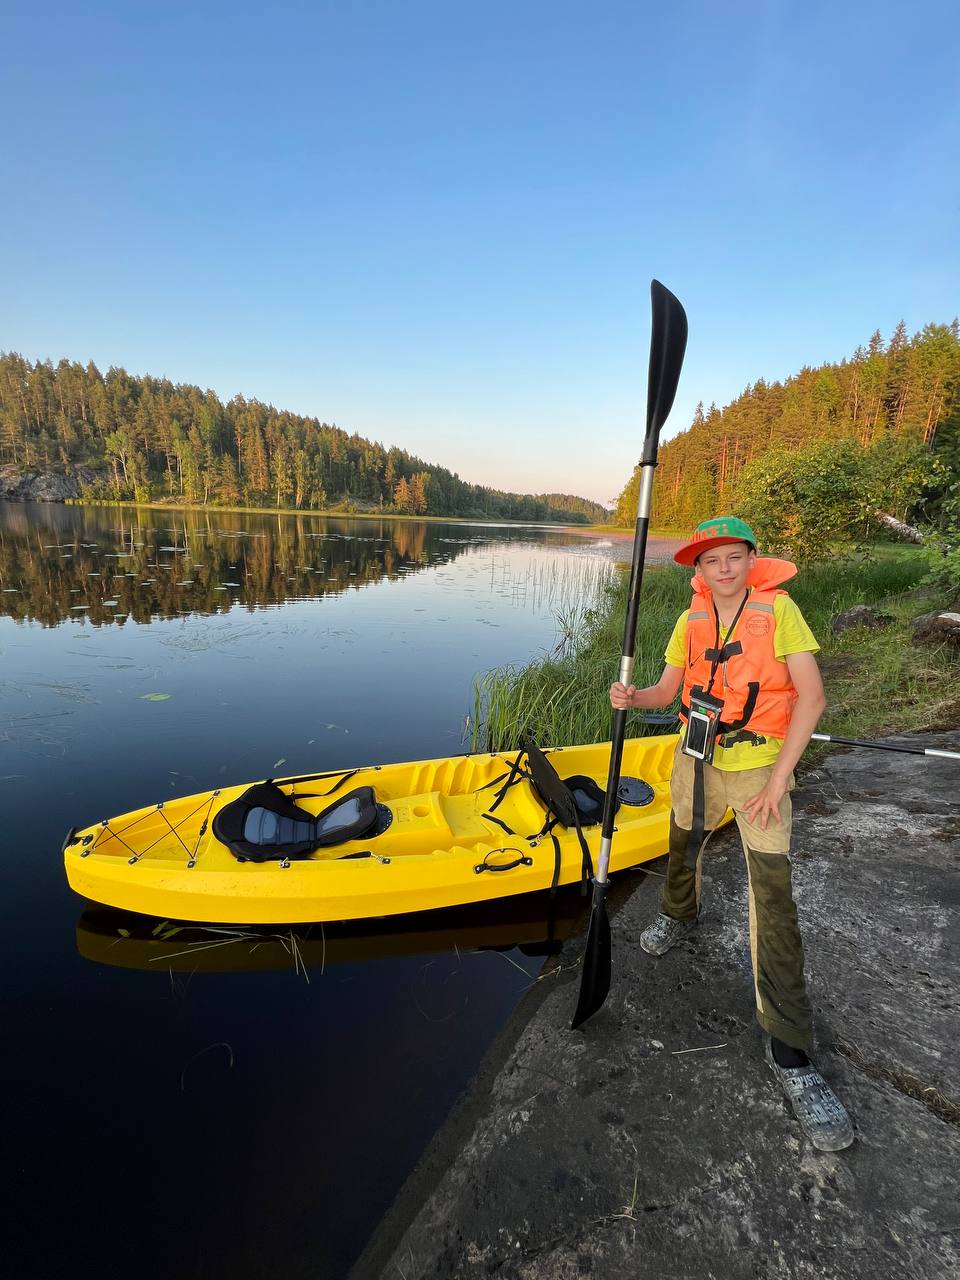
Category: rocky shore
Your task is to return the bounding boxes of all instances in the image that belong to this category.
[353,732,960,1280]
[0,464,95,502]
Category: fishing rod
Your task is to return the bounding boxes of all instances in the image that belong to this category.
[636,715,960,763]
[809,733,960,761]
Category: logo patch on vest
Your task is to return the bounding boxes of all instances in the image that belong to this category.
[745,614,771,637]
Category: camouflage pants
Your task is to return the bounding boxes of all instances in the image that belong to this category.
[660,747,813,1050]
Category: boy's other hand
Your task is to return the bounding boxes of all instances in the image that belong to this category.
[743,776,788,830]
[610,682,636,710]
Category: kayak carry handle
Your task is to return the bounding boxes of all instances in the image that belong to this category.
[474,848,534,874]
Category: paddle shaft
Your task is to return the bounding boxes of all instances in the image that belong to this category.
[596,465,655,886]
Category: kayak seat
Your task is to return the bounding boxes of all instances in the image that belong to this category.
[523,736,617,829]
[518,735,618,895]
[213,781,380,862]
[561,776,608,827]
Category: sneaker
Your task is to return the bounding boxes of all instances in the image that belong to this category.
[639,912,698,956]
[764,1035,854,1151]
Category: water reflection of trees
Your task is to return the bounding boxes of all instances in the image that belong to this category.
[0,506,495,628]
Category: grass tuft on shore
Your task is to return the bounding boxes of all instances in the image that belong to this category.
[472,547,959,755]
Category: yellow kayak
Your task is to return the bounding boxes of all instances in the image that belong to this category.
[64,735,686,925]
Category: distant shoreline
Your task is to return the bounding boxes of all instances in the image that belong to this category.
[57,497,643,533]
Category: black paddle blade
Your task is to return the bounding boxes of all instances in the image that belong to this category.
[643,280,688,463]
[570,880,611,1030]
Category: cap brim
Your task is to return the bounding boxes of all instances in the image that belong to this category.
[673,536,754,566]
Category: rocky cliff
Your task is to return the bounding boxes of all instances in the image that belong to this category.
[0,466,97,502]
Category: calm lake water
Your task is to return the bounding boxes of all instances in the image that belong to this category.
[2,502,631,1279]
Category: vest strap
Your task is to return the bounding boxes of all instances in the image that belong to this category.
[685,757,709,870]
[704,640,743,663]
[679,679,760,737]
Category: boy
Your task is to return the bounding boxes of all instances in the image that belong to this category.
[610,516,853,1151]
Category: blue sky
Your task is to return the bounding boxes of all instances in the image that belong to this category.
[3,1,958,506]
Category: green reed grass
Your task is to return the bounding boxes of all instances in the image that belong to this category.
[472,546,959,754]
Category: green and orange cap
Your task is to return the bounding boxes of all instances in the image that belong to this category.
[673,516,758,566]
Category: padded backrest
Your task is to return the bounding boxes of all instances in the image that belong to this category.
[523,734,578,828]
[213,781,379,861]
[313,787,378,847]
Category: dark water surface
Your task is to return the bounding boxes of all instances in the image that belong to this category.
[1,503,621,1279]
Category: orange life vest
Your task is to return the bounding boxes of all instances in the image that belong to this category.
[680,557,799,739]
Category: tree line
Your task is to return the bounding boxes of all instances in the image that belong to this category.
[615,320,960,533]
[0,354,610,524]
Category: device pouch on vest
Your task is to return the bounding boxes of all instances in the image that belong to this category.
[681,686,724,765]
[682,591,751,870]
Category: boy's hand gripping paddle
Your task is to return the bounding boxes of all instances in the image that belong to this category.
[571,280,688,1031]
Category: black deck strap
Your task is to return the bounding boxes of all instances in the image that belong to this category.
[488,755,530,813]
[548,831,562,897]
[573,810,594,894]
[474,752,525,791]
[525,814,559,843]
[474,753,523,792]
[288,768,361,799]
[482,812,515,835]
[474,767,511,792]
[474,751,528,812]
[528,813,593,893]
[281,768,367,785]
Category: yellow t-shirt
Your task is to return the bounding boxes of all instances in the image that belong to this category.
[664,594,820,771]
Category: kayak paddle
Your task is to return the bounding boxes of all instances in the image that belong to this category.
[571,279,688,1031]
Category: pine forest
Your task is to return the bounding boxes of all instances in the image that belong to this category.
[0,354,609,524]
[616,320,960,531]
